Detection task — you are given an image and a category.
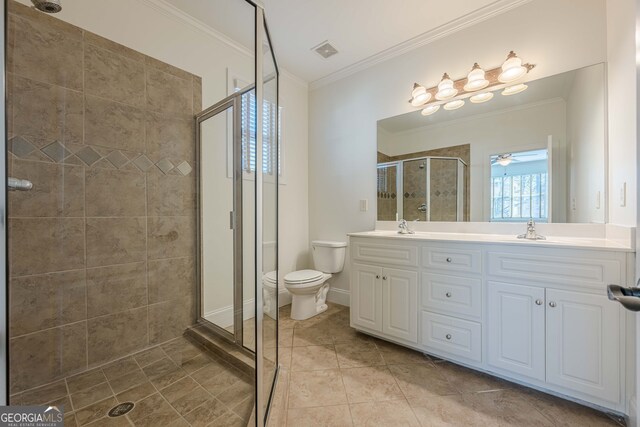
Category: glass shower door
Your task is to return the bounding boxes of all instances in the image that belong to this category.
[403,158,427,221]
[198,95,245,344]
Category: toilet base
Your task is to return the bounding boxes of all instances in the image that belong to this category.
[290,283,330,320]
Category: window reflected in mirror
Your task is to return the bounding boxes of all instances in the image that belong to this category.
[490,149,549,222]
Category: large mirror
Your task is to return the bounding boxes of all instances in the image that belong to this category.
[377,63,606,223]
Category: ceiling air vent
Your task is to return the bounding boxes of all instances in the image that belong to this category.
[312,41,338,59]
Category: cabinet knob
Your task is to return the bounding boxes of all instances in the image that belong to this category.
[382,276,387,280]
[445,292,452,298]
[376,275,380,279]
[446,257,452,263]
[549,301,557,308]
[535,299,543,305]
[445,334,452,340]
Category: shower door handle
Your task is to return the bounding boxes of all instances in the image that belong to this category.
[417,203,427,213]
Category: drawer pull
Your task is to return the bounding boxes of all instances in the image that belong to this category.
[446,257,452,263]
[445,292,452,298]
[382,276,387,280]
[549,301,557,308]
[375,275,380,279]
[535,299,543,305]
[445,334,452,340]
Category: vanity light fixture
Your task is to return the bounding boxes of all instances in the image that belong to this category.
[421,104,440,116]
[408,51,535,117]
[464,63,489,91]
[410,83,431,106]
[470,92,494,103]
[435,73,458,100]
[502,83,528,96]
[443,99,465,110]
[498,51,528,83]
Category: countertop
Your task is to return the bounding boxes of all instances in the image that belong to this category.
[347,230,635,252]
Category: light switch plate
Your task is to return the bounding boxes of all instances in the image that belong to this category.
[359,199,368,212]
[620,182,627,207]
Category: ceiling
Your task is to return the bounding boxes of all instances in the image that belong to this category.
[163,0,527,83]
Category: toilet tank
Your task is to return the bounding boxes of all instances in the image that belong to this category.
[312,240,347,273]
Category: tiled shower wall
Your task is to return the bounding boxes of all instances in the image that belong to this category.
[378,144,470,221]
[7,1,201,394]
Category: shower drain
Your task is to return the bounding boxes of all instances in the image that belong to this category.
[108,402,135,417]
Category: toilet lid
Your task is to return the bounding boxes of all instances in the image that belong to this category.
[284,269,323,284]
[263,271,277,284]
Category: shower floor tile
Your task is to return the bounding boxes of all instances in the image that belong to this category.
[10,337,253,426]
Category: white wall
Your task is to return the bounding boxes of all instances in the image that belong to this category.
[566,64,606,223]
[29,0,310,313]
[607,0,637,227]
[379,100,567,222]
[309,0,608,294]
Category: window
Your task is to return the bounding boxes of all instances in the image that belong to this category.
[239,90,281,176]
[490,149,549,222]
[491,173,548,221]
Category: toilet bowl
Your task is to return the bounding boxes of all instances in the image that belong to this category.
[262,271,278,320]
[284,240,347,320]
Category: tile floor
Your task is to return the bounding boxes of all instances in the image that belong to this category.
[269,304,626,427]
[10,336,253,426]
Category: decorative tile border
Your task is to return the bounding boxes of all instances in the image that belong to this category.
[9,136,193,176]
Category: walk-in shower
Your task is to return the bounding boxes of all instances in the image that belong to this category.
[378,156,467,222]
[2,0,279,425]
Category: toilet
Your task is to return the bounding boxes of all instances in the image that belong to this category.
[284,240,347,320]
[262,271,278,320]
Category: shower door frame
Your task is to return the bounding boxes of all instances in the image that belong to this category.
[195,86,253,357]
[0,0,7,406]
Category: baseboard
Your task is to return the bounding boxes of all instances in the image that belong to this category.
[327,288,350,307]
[205,289,292,327]
[204,298,256,328]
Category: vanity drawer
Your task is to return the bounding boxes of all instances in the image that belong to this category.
[486,251,622,289]
[421,246,481,274]
[421,311,481,362]
[421,273,482,320]
[351,240,418,267]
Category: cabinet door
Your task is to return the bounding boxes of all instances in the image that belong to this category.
[546,289,619,403]
[351,263,383,332]
[487,281,545,381]
[382,267,418,343]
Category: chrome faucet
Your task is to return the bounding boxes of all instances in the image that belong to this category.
[517,219,546,240]
[397,219,415,234]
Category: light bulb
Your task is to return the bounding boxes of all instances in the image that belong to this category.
[410,83,431,106]
[443,99,465,110]
[464,63,489,91]
[497,157,512,166]
[421,104,440,116]
[470,92,494,103]
[435,73,458,100]
[498,51,527,83]
[502,83,528,96]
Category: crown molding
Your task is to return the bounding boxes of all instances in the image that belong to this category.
[137,0,306,85]
[309,0,533,91]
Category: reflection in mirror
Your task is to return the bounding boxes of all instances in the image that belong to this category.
[377,63,606,223]
[490,149,549,222]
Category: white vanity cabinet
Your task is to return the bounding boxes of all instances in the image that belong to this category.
[348,234,632,413]
[350,241,419,343]
[351,264,418,343]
